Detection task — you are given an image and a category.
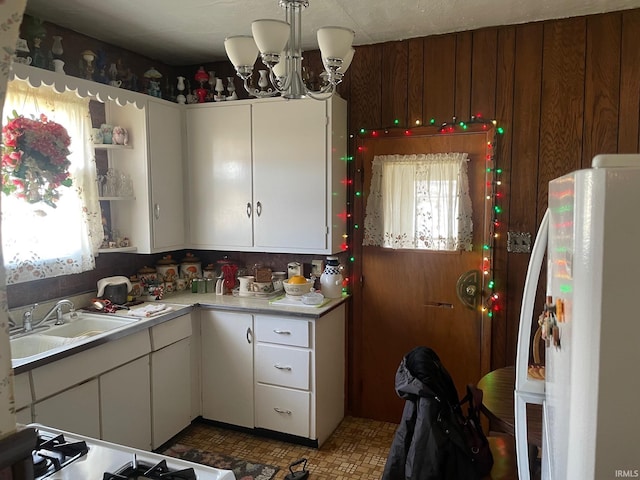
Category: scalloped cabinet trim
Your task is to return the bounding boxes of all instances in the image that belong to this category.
[10,63,146,109]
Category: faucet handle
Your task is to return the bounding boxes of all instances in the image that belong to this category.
[23,303,38,319]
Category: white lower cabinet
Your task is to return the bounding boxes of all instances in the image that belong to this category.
[21,314,194,451]
[201,305,346,446]
[100,356,151,450]
[201,310,254,429]
[151,338,192,448]
[34,379,100,438]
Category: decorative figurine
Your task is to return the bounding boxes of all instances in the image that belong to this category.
[144,67,163,98]
[194,67,209,103]
[81,50,96,80]
[176,76,186,104]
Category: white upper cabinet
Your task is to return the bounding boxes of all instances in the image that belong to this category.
[105,99,185,253]
[186,102,253,249]
[186,96,347,254]
[147,100,186,251]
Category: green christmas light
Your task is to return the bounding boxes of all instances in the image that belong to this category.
[430,118,436,125]
[497,127,504,134]
[394,119,399,125]
[359,128,366,134]
[494,205,502,213]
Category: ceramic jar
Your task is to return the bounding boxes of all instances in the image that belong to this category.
[100,123,114,144]
[129,275,143,298]
[91,128,103,144]
[320,256,343,298]
[156,255,179,282]
[180,253,202,280]
[203,264,217,279]
[138,266,158,286]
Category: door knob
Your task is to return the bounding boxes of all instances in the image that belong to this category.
[456,270,481,309]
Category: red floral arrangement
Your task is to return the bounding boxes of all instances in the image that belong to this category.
[1,111,73,208]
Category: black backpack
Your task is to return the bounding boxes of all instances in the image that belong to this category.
[382,347,493,480]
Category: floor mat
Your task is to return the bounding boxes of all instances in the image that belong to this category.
[163,443,279,480]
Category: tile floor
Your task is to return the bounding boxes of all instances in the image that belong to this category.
[170,416,399,480]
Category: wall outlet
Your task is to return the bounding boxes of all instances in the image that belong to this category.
[507,231,532,253]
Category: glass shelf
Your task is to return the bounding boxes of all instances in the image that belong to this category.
[98,246,137,253]
[94,144,132,149]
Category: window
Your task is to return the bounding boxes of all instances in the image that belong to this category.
[1,81,102,284]
[363,153,473,251]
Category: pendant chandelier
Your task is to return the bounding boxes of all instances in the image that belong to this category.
[224,0,355,100]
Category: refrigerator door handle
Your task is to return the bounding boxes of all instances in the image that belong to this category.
[515,208,549,393]
[514,209,549,480]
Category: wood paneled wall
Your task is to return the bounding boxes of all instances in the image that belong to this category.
[336,9,640,369]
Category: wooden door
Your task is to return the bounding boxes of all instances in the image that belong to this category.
[351,126,496,423]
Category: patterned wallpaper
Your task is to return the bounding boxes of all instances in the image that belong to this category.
[0,0,28,440]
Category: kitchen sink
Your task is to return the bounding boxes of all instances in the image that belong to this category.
[10,334,75,360]
[10,314,137,360]
[39,315,136,338]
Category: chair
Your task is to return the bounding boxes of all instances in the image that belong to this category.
[483,435,519,480]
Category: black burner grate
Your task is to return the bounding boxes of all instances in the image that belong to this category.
[33,431,89,478]
[103,458,197,480]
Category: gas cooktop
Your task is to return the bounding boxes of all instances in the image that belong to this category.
[28,424,235,480]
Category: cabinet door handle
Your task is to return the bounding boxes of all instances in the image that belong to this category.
[274,407,292,415]
[246,327,253,344]
[274,364,292,371]
[256,201,262,217]
[273,329,291,335]
[246,202,252,218]
[154,203,160,220]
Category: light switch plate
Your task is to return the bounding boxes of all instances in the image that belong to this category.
[507,231,532,253]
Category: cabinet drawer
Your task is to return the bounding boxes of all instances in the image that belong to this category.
[150,313,192,350]
[255,344,310,390]
[255,316,310,347]
[14,372,32,410]
[255,384,310,438]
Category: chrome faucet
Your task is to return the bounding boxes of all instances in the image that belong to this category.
[22,304,38,332]
[23,299,76,332]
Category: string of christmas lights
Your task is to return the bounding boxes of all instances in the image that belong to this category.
[348,114,505,317]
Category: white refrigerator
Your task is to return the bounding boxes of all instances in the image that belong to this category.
[514,154,640,480]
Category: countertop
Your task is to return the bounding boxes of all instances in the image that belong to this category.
[11,293,348,375]
[164,290,348,318]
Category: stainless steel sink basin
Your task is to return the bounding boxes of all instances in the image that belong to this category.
[10,313,137,360]
[39,314,136,338]
[10,335,74,360]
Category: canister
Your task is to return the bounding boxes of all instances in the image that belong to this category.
[156,255,179,282]
[203,264,217,279]
[137,266,157,286]
[180,253,202,280]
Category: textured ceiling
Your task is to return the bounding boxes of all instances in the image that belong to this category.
[24,0,640,66]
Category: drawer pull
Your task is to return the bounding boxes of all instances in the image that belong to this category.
[273,329,291,335]
[274,364,292,371]
[274,407,292,415]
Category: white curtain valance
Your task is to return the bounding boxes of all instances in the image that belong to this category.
[363,152,473,251]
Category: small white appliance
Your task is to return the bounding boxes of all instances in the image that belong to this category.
[514,154,640,479]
